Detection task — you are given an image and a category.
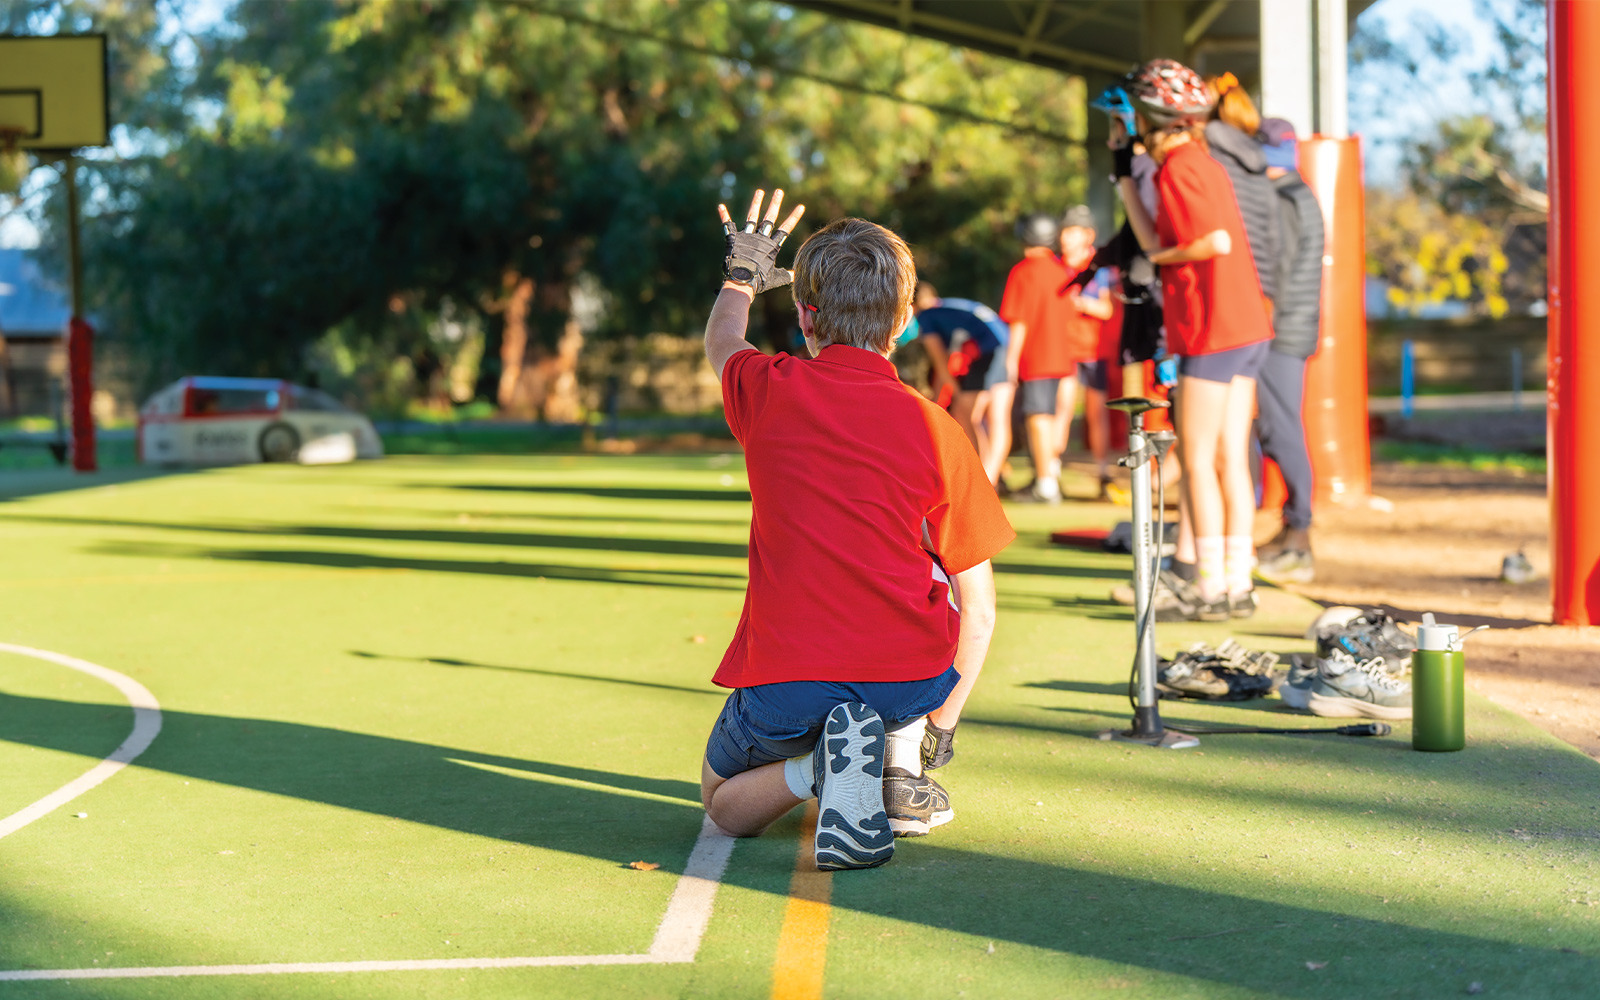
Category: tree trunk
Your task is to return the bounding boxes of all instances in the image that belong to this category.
[496,271,537,418]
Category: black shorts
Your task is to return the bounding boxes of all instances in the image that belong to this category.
[1178,340,1270,384]
[1077,361,1107,392]
[957,351,997,392]
[1018,377,1061,416]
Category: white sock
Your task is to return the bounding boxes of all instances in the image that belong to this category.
[884,718,926,777]
[1225,535,1254,596]
[783,754,816,800]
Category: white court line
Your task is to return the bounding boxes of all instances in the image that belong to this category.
[0,641,736,981]
[0,642,163,841]
[0,816,735,982]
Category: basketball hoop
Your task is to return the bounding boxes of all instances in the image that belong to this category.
[0,126,27,196]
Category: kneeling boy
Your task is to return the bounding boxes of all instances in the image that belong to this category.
[700,188,1014,871]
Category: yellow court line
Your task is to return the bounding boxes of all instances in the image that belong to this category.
[771,800,831,1000]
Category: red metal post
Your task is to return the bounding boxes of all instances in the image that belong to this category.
[1547,0,1600,625]
[1296,136,1372,506]
[67,316,96,472]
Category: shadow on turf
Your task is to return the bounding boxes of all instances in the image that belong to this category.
[429,483,753,503]
[12,512,752,561]
[348,649,724,698]
[2,693,1594,995]
[88,539,748,592]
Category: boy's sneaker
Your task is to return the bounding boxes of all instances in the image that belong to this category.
[1028,476,1063,504]
[1277,654,1318,710]
[1229,589,1258,619]
[812,703,894,871]
[1258,547,1315,584]
[1150,570,1202,622]
[1315,609,1416,674]
[884,769,954,838]
[1307,650,1412,720]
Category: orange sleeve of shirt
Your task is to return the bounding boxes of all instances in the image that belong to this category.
[918,399,1016,573]
[1158,153,1231,246]
[720,348,771,443]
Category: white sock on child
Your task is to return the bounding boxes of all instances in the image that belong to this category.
[1197,535,1226,602]
[1225,534,1254,596]
[883,717,927,777]
[783,754,816,800]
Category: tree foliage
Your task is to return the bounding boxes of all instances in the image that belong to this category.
[12,0,1087,415]
[1352,0,1545,319]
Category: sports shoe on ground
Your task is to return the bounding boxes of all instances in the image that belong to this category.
[1256,524,1308,563]
[1029,476,1063,504]
[1229,589,1258,619]
[884,769,954,837]
[1314,608,1416,674]
[1277,654,1318,710]
[813,703,893,871]
[1157,642,1275,701]
[1258,546,1315,584]
[1307,650,1412,720]
[1146,569,1204,621]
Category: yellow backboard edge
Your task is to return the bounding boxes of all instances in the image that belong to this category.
[0,34,110,150]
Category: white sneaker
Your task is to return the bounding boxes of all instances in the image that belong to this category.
[813,703,894,870]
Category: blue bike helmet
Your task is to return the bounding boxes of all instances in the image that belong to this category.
[1091,84,1137,136]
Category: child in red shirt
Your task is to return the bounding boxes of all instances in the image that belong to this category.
[1115,59,1273,619]
[1000,213,1076,502]
[702,189,1015,870]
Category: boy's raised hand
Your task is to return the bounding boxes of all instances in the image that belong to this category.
[718,188,806,295]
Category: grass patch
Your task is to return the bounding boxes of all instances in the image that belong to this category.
[1374,439,1546,474]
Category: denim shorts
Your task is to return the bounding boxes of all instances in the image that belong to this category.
[704,667,960,779]
[1178,340,1270,384]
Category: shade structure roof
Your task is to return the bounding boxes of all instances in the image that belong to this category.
[796,0,1377,83]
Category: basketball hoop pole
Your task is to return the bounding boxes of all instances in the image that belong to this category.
[63,153,96,472]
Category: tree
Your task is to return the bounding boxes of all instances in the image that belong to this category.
[1352,0,1546,319]
[16,0,1089,416]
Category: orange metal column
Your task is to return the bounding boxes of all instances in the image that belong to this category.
[1547,0,1600,625]
[1295,136,1371,505]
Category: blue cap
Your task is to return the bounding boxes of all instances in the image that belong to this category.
[1262,139,1299,170]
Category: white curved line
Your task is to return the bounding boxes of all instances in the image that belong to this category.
[0,642,163,840]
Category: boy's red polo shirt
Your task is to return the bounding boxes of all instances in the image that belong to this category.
[1154,141,1273,357]
[999,253,1078,380]
[716,344,1015,689]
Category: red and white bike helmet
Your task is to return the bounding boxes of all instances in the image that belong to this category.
[1126,59,1214,128]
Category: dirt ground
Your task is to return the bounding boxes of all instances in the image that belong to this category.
[1262,461,1600,761]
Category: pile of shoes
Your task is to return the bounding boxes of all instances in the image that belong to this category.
[1157,639,1279,701]
[1279,607,1417,720]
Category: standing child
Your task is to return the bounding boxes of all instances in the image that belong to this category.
[1114,60,1273,619]
[701,188,1015,870]
[1000,213,1076,503]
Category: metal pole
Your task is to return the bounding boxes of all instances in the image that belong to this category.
[1260,0,1316,134]
[1316,0,1349,138]
[63,154,96,472]
[1546,0,1600,626]
[1400,338,1414,418]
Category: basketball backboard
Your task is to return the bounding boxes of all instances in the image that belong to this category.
[0,34,109,150]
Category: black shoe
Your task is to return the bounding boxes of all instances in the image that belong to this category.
[1230,589,1258,618]
[884,769,954,838]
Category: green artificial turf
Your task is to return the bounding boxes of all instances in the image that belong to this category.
[0,454,1595,999]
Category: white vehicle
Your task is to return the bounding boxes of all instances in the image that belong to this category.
[138,377,384,466]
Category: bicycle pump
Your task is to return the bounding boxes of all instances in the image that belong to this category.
[1096,397,1197,750]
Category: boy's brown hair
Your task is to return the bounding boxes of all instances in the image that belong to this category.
[791,218,916,353]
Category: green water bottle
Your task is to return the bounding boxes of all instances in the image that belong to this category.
[1412,614,1475,752]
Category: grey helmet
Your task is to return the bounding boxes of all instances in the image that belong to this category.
[1016,212,1061,248]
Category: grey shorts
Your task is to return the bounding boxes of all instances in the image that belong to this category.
[703,668,959,780]
[1178,340,1270,384]
[982,346,1009,390]
[1018,377,1061,416]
